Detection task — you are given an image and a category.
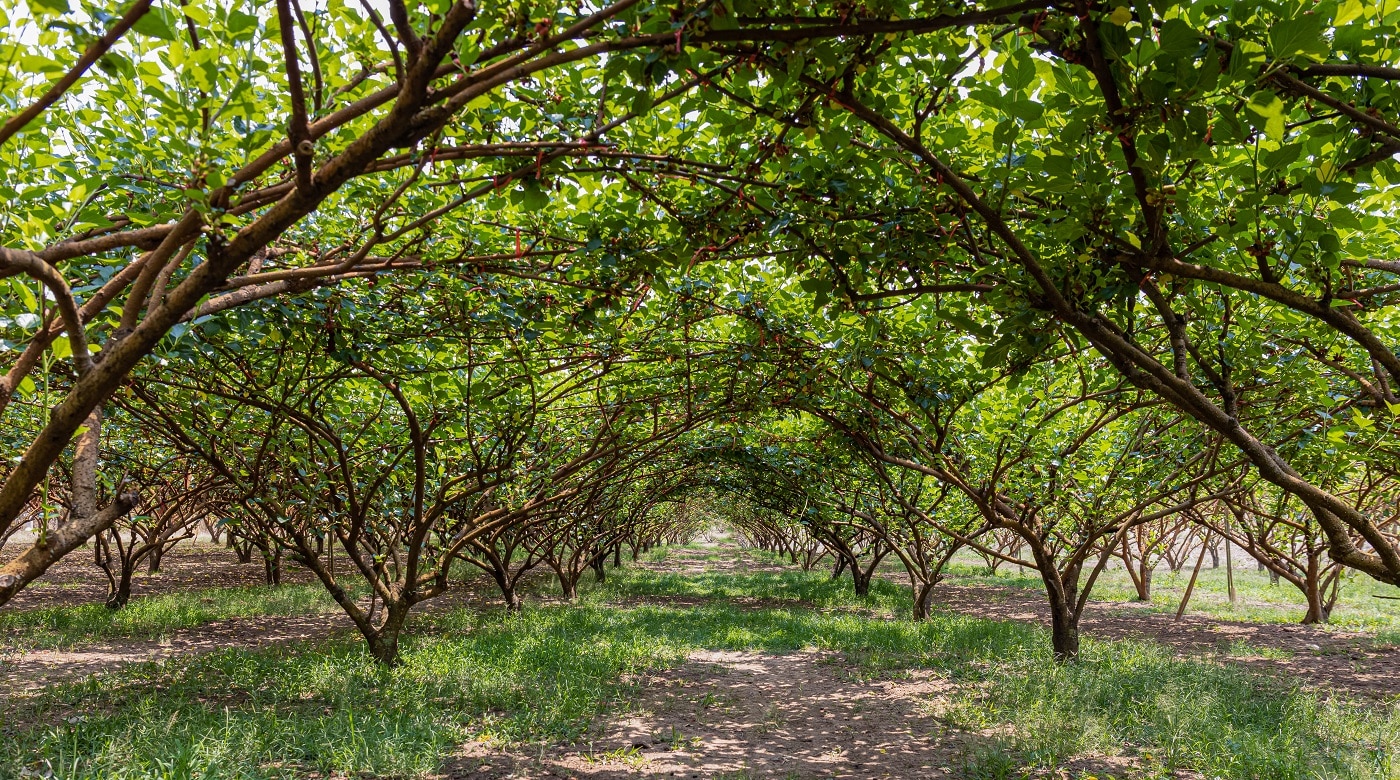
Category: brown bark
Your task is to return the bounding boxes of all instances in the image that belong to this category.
[0,492,138,606]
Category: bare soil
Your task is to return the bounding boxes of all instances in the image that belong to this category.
[635,546,1400,701]
[1,541,1394,778]
[442,649,1142,780]
[1,541,314,613]
[932,580,1399,700]
[0,609,358,694]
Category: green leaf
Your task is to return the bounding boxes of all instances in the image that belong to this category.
[1269,14,1327,60]
[132,9,177,40]
[1351,407,1374,429]
[226,10,258,39]
[1246,90,1286,140]
[1335,0,1364,25]
[1156,19,1200,60]
[29,0,70,15]
[520,183,549,211]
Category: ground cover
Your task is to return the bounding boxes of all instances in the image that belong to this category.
[937,554,1400,634]
[2,544,1398,779]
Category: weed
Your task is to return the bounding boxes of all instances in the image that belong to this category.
[2,549,1396,779]
[0,583,350,651]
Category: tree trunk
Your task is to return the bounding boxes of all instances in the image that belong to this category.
[852,566,872,597]
[486,565,523,612]
[912,579,935,621]
[1301,587,1327,624]
[147,545,164,574]
[558,570,579,601]
[263,547,282,585]
[590,552,607,583]
[1301,556,1330,625]
[612,544,622,568]
[365,605,409,666]
[1047,592,1081,662]
[105,564,134,610]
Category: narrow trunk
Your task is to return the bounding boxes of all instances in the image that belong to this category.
[612,545,622,568]
[1301,586,1326,624]
[488,566,522,612]
[852,566,873,597]
[263,547,282,585]
[1301,556,1328,624]
[558,569,579,601]
[1047,591,1081,662]
[1225,540,1237,604]
[365,605,409,666]
[912,579,935,621]
[105,564,134,610]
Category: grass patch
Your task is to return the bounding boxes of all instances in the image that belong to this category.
[602,561,910,616]
[2,605,692,780]
[943,552,1400,631]
[940,637,1398,778]
[3,548,1397,779]
[0,583,346,651]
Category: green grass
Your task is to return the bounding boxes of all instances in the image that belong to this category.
[942,552,1400,632]
[941,637,1398,778]
[605,560,911,615]
[3,550,1397,779]
[0,583,348,651]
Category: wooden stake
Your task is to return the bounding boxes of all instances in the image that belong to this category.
[1175,532,1211,622]
[1224,537,1236,606]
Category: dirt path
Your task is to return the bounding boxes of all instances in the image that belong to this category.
[0,610,360,695]
[444,649,961,779]
[2,542,1392,779]
[2,543,313,613]
[441,648,1139,780]
[4,543,1396,703]
[932,581,1399,700]
[642,546,1399,700]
